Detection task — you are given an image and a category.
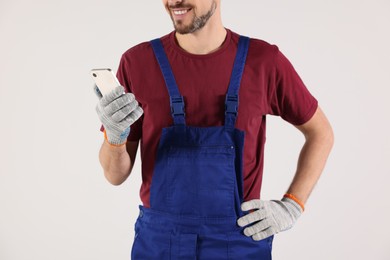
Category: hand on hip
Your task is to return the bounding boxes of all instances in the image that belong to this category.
[237,198,302,241]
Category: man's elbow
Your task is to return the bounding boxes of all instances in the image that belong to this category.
[104,171,129,186]
[300,106,335,148]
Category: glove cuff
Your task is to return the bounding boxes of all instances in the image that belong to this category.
[104,128,130,147]
[283,193,305,212]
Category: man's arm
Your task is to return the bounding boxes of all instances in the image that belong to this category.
[237,105,333,240]
[287,105,334,204]
[99,140,139,185]
[94,84,143,186]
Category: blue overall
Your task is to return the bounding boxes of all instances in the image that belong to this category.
[131,36,273,259]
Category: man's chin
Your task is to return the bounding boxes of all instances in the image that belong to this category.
[174,24,194,35]
[175,29,191,35]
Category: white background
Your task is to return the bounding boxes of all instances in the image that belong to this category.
[1,0,389,259]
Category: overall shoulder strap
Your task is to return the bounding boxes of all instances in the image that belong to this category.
[225,36,250,128]
[150,38,186,125]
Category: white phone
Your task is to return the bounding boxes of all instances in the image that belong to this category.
[90,68,121,96]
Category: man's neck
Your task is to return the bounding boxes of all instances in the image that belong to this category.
[175,20,227,55]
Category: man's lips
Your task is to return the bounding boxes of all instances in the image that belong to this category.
[171,8,192,16]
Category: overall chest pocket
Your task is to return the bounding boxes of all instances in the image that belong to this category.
[166,145,237,217]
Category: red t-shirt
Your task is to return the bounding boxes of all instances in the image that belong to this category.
[108,29,318,208]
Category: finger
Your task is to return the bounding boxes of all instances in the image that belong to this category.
[100,85,126,106]
[241,199,264,211]
[123,106,143,125]
[134,106,144,117]
[243,218,271,237]
[130,106,143,122]
[237,209,267,227]
[252,227,276,241]
[111,98,139,122]
[111,105,131,122]
[127,98,139,113]
[105,94,135,116]
[127,106,143,122]
[93,84,103,99]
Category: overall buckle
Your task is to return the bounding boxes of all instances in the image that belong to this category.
[225,94,239,115]
[170,96,185,117]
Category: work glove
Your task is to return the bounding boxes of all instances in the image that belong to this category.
[237,197,303,241]
[95,85,143,145]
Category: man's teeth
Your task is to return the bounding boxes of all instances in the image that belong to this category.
[173,9,189,15]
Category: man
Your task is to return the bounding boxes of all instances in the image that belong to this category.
[95,0,334,259]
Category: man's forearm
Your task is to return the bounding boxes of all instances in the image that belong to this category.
[287,127,334,204]
[287,135,333,203]
[99,140,132,185]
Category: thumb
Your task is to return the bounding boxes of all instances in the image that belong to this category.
[93,84,103,99]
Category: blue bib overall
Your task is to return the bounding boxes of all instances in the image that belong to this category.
[131,36,273,259]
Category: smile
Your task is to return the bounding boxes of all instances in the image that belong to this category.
[172,8,191,15]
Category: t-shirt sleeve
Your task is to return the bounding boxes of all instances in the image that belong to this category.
[99,54,143,142]
[267,46,318,125]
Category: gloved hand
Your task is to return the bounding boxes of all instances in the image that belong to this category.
[237,197,303,241]
[95,85,143,145]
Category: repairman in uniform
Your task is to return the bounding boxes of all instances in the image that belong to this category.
[95,0,334,259]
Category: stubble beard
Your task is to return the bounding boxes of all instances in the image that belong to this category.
[170,1,217,35]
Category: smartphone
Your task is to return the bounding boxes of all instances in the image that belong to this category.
[90,68,121,96]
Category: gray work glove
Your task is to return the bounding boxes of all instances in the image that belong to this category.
[237,198,303,241]
[95,85,143,145]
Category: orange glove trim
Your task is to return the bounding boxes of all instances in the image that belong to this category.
[283,193,305,212]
